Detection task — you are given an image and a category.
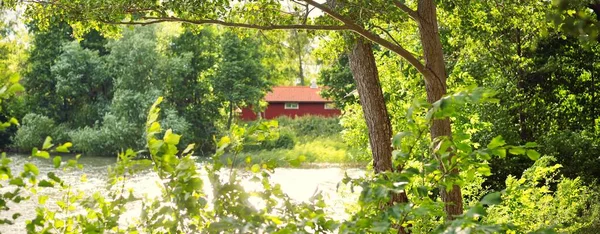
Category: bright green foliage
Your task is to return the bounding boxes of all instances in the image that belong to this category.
[1,92,598,233]
[336,88,535,233]
[485,156,600,233]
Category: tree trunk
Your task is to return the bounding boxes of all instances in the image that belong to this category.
[227,101,234,130]
[349,37,409,233]
[293,29,306,86]
[348,37,409,203]
[417,0,463,219]
[348,38,394,173]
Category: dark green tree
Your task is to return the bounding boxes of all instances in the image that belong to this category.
[52,41,112,127]
[212,31,270,130]
[318,54,357,110]
[169,27,222,153]
[22,21,73,122]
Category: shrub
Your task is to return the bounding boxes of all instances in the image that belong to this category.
[275,115,342,137]
[12,113,56,151]
[231,136,367,167]
[537,130,600,184]
[263,127,296,150]
[69,114,140,155]
[160,108,192,146]
[485,156,600,233]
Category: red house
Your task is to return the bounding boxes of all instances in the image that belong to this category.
[240,85,341,120]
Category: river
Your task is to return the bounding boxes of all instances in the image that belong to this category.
[1,154,364,233]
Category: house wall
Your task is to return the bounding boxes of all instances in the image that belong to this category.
[240,102,341,121]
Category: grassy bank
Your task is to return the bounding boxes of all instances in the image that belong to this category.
[221,116,370,168]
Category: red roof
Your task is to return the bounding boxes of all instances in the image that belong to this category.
[265,86,331,103]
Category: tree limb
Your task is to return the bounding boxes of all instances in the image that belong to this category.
[392,0,422,22]
[114,16,351,31]
[301,0,428,76]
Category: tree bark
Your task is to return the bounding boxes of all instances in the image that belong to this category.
[417,0,463,219]
[292,29,306,86]
[227,101,234,130]
[348,38,394,173]
[348,38,409,207]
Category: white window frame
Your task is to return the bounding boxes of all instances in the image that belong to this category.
[284,102,299,109]
[324,103,336,110]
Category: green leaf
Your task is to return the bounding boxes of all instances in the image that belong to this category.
[9,177,24,186]
[182,144,195,154]
[148,122,161,134]
[526,150,541,160]
[524,142,539,148]
[509,147,527,155]
[9,118,18,126]
[392,132,412,148]
[491,148,506,158]
[24,163,39,176]
[163,129,181,145]
[369,221,390,232]
[487,136,506,149]
[251,164,261,173]
[53,156,61,168]
[218,136,231,148]
[477,166,492,176]
[481,192,502,205]
[7,83,24,94]
[42,136,53,150]
[55,142,72,153]
[8,73,20,83]
[38,180,54,187]
[48,172,61,183]
[34,150,50,159]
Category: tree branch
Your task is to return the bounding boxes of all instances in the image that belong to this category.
[301,0,428,76]
[135,16,349,31]
[392,0,422,22]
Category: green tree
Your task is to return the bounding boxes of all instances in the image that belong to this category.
[318,54,357,110]
[52,41,112,127]
[22,21,73,122]
[212,31,270,130]
[168,27,221,153]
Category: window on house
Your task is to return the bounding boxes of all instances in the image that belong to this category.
[324,103,335,109]
[285,102,299,109]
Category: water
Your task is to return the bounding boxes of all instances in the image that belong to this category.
[1,154,364,233]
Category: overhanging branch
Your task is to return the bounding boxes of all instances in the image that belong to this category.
[135,16,349,31]
[302,0,428,76]
[392,0,422,22]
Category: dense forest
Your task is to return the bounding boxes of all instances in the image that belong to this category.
[0,0,600,233]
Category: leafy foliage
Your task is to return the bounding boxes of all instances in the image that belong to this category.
[485,156,600,233]
[12,114,56,152]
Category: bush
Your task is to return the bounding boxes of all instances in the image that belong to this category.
[160,108,192,146]
[275,116,342,137]
[12,113,56,151]
[70,114,140,155]
[230,136,368,167]
[537,130,600,184]
[485,156,600,233]
[264,128,296,149]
